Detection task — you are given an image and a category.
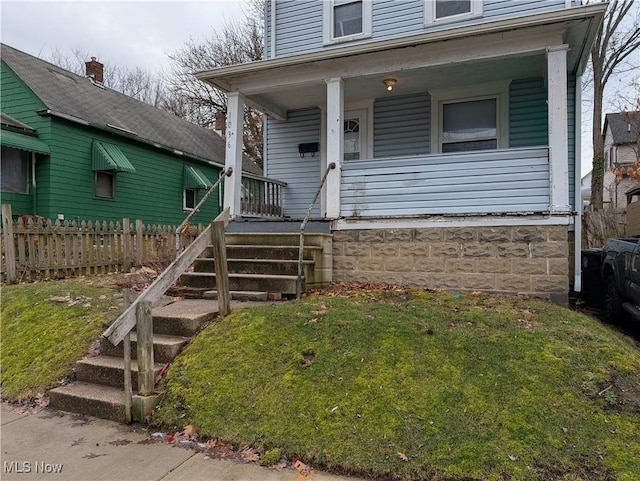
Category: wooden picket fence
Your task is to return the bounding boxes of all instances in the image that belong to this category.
[0,204,203,283]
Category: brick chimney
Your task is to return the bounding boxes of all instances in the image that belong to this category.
[215,111,227,137]
[85,57,103,83]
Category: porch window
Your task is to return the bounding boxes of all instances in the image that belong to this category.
[95,171,114,198]
[425,0,482,25]
[431,82,509,154]
[324,0,372,44]
[441,98,497,153]
[0,146,30,194]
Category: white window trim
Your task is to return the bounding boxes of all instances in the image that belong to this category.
[323,0,372,45]
[430,81,509,154]
[424,0,483,26]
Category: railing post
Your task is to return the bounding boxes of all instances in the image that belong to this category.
[211,220,231,316]
[2,204,16,284]
[123,289,133,423]
[136,301,155,396]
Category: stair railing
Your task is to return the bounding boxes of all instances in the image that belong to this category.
[296,162,336,299]
[175,167,232,258]
[103,207,231,422]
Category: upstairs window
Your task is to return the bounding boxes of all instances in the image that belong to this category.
[425,0,482,25]
[324,0,372,45]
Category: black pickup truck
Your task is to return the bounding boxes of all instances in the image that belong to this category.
[599,237,640,321]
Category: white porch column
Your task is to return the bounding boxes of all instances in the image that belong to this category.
[224,92,245,217]
[325,77,344,219]
[547,45,571,213]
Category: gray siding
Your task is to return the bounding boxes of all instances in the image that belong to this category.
[265,109,321,218]
[509,77,548,148]
[268,0,570,58]
[373,92,430,158]
[341,147,550,217]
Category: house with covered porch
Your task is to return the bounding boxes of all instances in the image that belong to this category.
[197,0,606,303]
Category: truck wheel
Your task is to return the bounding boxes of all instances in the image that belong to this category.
[603,274,623,322]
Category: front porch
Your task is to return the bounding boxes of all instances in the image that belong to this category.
[197,7,601,221]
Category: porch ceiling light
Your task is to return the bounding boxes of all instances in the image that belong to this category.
[383,78,397,91]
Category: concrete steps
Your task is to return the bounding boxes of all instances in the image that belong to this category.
[49,382,127,423]
[49,300,219,423]
[177,230,332,298]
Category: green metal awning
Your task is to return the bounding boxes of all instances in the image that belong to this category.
[1,129,50,155]
[92,141,136,173]
[184,166,213,189]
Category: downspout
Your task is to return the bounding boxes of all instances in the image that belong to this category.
[270,0,277,59]
[31,153,37,215]
[574,74,582,292]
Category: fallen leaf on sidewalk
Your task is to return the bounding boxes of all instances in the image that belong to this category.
[182,424,198,439]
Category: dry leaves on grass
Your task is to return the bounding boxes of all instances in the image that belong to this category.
[397,452,409,462]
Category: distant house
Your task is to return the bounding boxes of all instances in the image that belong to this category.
[581,171,592,210]
[196,0,606,302]
[603,111,640,210]
[0,44,261,224]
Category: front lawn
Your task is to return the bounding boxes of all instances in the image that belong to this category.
[154,288,640,481]
[1,278,122,400]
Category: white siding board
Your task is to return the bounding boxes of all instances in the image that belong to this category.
[341,147,550,216]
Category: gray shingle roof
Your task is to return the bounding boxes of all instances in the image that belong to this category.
[1,43,262,175]
[604,111,640,146]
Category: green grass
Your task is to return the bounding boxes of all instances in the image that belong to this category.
[154,289,640,481]
[1,278,122,400]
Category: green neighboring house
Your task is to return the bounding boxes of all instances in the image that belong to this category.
[0,43,261,225]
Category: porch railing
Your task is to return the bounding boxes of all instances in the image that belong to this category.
[296,162,335,299]
[241,173,287,218]
[103,208,231,423]
[176,168,231,258]
[340,147,551,218]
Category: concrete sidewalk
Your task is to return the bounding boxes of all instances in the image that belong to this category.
[1,403,366,481]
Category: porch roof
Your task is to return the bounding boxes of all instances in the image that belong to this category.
[197,3,605,119]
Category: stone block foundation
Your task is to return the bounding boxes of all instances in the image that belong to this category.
[333,225,570,303]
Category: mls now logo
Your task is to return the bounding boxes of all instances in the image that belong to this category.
[4,461,63,474]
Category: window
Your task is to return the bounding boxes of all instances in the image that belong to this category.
[430,82,509,154]
[425,0,482,25]
[441,98,497,153]
[95,171,114,198]
[184,188,197,210]
[1,147,30,194]
[324,0,372,44]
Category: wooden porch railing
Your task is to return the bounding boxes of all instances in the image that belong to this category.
[241,173,287,217]
[102,208,231,422]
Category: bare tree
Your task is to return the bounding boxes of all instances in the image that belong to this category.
[587,0,640,210]
[163,0,264,165]
[44,46,167,107]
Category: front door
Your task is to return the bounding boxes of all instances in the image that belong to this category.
[344,109,368,161]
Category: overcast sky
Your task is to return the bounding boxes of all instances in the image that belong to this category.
[1,0,248,73]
